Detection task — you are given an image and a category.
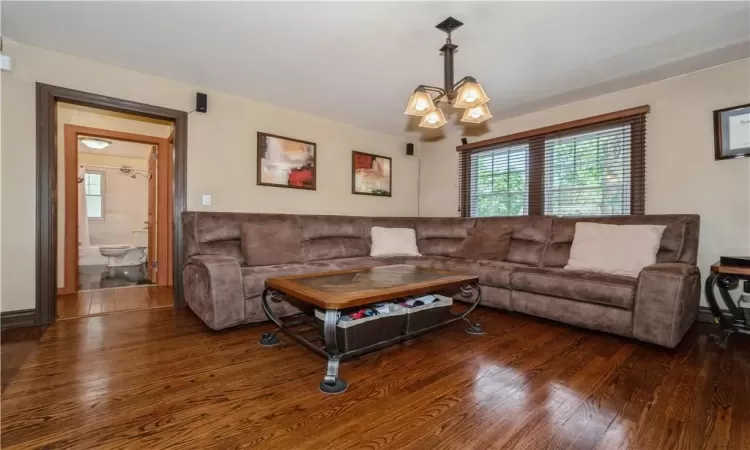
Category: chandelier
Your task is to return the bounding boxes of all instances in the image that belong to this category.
[405,17,492,129]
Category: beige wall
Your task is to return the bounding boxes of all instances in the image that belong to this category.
[419,58,750,305]
[1,40,419,312]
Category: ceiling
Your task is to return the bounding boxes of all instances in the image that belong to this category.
[79,139,152,160]
[4,2,749,138]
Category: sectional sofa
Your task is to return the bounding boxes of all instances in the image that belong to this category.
[182,212,700,348]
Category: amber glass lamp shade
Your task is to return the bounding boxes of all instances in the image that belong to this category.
[419,108,447,128]
[460,103,493,124]
[404,89,436,116]
[454,81,489,109]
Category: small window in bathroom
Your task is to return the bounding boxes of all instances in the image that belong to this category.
[85,171,105,219]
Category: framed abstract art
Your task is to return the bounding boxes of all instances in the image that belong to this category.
[257,132,316,190]
[352,151,392,197]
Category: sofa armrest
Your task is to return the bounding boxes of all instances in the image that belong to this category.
[183,255,245,330]
[632,263,701,348]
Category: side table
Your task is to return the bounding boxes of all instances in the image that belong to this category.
[705,262,750,341]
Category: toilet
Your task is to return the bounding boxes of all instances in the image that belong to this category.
[99,229,149,268]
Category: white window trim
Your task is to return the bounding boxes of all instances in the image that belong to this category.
[85,170,106,221]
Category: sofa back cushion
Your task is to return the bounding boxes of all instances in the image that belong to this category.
[543,214,700,267]
[416,218,476,256]
[475,217,552,266]
[240,217,306,266]
[452,226,513,261]
[183,212,249,264]
[298,216,368,261]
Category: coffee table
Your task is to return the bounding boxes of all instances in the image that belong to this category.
[258,264,482,394]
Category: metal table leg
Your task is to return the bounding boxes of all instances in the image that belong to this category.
[319,309,347,394]
[459,284,484,335]
[259,288,283,346]
[705,273,750,343]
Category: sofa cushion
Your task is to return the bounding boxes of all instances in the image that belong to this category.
[452,226,513,261]
[416,218,476,256]
[510,267,637,310]
[477,217,552,267]
[298,216,368,260]
[416,256,527,288]
[240,217,306,266]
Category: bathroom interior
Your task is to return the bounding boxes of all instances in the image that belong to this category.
[78,137,153,290]
[56,102,174,319]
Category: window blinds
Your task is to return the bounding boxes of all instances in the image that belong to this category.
[458,107,647,218]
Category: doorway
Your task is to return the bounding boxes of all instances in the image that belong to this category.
[36,84,188,325]
[55,106,175,319]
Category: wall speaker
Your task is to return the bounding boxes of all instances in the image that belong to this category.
[196,92,208,113]
[461,138,468,145]
[406,143,414,156]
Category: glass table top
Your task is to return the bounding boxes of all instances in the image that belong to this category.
[293,264,459,295]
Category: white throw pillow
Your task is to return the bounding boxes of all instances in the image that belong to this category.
[370,227,422,257]
[565,223,666,278]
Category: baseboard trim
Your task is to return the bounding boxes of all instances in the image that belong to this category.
[1,309,38,329]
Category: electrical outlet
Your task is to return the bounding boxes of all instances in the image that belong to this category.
[201,194,211,206]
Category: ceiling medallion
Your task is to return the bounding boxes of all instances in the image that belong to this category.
[405,17,492,128]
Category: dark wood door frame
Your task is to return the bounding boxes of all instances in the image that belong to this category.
[37,83,188,325]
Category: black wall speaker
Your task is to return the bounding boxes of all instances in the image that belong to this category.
[196,92,208,113]
[461,138,468,145]
[406,143,414,156]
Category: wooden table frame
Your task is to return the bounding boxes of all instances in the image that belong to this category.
[257,268,483,394]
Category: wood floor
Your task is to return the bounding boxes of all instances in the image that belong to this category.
[1,304,748,449]
[56,286,173,319]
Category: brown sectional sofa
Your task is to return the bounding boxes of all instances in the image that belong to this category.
[182,212,701,348]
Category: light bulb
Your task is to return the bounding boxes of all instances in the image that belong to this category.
[465,94,477,103]
[470,108,482,119]
[415,101,428,111]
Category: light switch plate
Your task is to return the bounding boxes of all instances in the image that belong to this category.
[201,194,211,206]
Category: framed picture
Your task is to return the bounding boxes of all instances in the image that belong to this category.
[257,132,316,190]
[352,151,392,197]
[714,103,750,160]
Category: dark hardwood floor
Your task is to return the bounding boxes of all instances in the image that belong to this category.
[1,304,748,449]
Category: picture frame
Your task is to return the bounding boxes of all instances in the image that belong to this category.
[352,151,392,197]
[257,132,317,190]
[714,103,750,161]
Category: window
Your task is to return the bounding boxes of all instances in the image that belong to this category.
[468,143,529,217]
[544,125,631,216]
[84,171,104,219]
[459,106,647,217]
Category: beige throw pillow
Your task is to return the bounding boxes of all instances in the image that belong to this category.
[370,227,421,257]
[565,222,666,278]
